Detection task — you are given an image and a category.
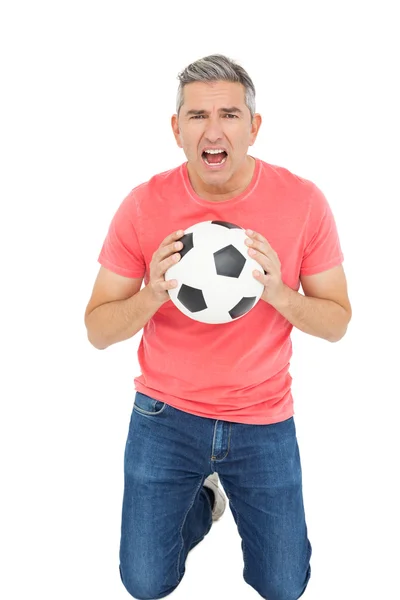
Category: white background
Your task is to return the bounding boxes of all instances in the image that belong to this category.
[1,1,399,598]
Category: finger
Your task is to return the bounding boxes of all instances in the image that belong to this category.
[161,229,185,248]
[253,269,268,280]
[162,278,178,289]
[248,248,275,273]
[247,239,278,265]
[245,238,270,255]
[245,229,273,252]
[248,249,266,273]
[160,251,181,276]
[157,239,183,265]
[248,247,268,262]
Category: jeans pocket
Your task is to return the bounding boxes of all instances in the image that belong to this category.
[133,392,167,416]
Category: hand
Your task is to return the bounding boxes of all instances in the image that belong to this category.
[245,229,286,306]
[147,230,184,305]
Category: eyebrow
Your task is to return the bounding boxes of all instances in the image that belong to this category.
[185,107,244,117]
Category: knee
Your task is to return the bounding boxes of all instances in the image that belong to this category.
[119,564,179,599]
[246,567,311,600]
[261,582,309,600]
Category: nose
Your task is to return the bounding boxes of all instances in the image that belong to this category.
[203,114,224,142]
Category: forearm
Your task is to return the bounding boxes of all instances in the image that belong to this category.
[270,284,351,343]
[85,285,163,350]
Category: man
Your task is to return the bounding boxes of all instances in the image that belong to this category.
[84,54,351,600]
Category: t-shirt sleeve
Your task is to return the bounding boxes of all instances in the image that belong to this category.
[300,184,344,276]
[97,193,146,278]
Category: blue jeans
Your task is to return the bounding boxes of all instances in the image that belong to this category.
[119,392,312,600]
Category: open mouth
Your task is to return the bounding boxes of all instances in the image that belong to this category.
[202,150,228,166]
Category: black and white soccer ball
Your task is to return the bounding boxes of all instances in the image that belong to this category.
[165,220,264,324]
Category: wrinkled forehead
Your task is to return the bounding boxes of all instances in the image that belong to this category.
[181,81,247,112]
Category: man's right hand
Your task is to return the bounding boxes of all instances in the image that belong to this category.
[147,230,185,305]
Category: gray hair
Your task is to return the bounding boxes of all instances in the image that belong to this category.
[176,54,256,120]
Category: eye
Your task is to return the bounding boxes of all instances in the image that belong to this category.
[190,114,238,120]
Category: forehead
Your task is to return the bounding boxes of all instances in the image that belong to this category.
[182,81,246,108]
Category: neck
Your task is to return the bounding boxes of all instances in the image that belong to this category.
[187,156,255,202]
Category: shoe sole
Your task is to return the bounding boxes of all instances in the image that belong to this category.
[204,474,227,521]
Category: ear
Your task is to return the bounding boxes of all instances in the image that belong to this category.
[249,113,262,146]
[171,114,182,148]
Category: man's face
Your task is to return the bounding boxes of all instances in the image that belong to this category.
[171,81,261,192]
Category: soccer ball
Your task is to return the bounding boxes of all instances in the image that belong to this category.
[165,220,264,324]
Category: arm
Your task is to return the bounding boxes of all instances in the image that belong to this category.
[245,229,352,343]
[84,267,163,350]
[270,265,352,343]
[84,229,185,350]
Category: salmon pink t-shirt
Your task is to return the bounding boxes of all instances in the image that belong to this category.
[98,157,344,424]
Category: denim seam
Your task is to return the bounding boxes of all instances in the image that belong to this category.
[175,476,210,584]
[225,488,248,578]
[211,423,232,461]
[133,403,167,416]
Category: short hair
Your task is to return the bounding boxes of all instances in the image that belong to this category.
[176,54,256,120]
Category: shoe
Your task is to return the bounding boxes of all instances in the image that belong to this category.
[203,472,226,521]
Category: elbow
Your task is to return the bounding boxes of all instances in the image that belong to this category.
[85,320,109,350]
[329,310,352,343]
[85,310,109,350]
[86,330,108,350]
[329,330,346,343]
[89,337,108,350]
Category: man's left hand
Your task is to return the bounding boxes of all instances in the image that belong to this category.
[245,229,287,307]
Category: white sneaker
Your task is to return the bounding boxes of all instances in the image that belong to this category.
[203,472,226,521]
